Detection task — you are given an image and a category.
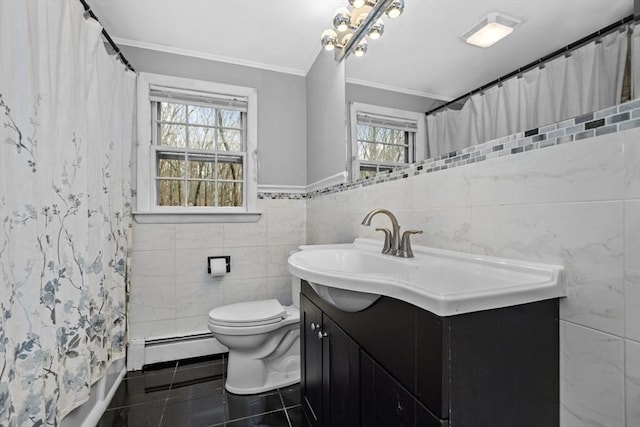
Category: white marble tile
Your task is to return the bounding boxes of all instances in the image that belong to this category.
[175,315,210,336]
[222,277,268,305]
[267,244,300,277]
[560,321,625,427]
[132,223,175,251]
[471,202,624,336]
[129,284,176,323]
[468,133,625,207]
[223,218,267,247]
[175,248,219,283]
[398,207,472,252]
[130,250,175,287]
[223,246,267,280]
[267,276,293,306]
[175,280,224,318]
[266,205,306,246]
[129,319,176,340]
[405,167,471,209]
[623,127,640,199]
[625,201,640,341]
[626,339,640,426]
[175,223,223,249]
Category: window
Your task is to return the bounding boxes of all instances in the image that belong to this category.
[136,73,258,222]
[349,103,426,181]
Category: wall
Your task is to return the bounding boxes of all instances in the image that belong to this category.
[306,104,640,426]
[306,51,347,185]
[129,198,306,340]
[121,46,307,187]
[346,82,442,113]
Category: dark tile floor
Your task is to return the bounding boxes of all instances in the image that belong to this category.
[98,354,301,427]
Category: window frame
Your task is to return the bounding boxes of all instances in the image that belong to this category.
[348,102,426,181]
[135,73,259,223]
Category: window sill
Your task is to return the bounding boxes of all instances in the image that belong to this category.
[133,211,262,224]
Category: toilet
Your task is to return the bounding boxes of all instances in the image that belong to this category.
[207,277,300,395]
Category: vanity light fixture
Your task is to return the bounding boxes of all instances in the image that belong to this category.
[461,12,521,48]
[320,0,403,60]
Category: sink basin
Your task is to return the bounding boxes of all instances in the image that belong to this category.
[287,239,565,316]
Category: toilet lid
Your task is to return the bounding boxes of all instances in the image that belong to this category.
[208,299,286,327]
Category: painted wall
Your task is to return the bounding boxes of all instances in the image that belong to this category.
[121,46,307,187]
[346,82,442,113]
[129,198,306,340]
[306,122,640,427]
[306,51,347,185]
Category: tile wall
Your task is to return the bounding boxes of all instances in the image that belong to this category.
[129,198,306,340]
[306,123,640,426]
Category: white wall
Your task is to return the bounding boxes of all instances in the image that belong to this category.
[121,46,307,187]
[306,51,347,185]
[346,82,442,114]
[129,198,306,340]
[306,125,640,427]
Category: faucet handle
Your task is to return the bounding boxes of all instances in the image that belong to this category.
[399,230,423,258]
[375,228,393,254]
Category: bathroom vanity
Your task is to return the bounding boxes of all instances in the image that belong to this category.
[289,239,565,427]
[300,280,560,427]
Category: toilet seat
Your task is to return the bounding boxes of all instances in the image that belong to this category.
[209,299,286,327]
[208,303,300,336]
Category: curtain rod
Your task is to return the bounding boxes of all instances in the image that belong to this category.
[425,14,635,117]
[78,0,136,72]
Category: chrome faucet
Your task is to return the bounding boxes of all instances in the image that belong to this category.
[361,209,401,256]
[362,209,423,258]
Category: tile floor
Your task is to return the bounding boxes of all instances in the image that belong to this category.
[98,354,301,427]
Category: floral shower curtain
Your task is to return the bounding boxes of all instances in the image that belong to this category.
[0,0,135,425]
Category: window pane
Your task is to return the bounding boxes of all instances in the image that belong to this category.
[187,180,215,207]
[160,124,186,147]
[217,109,242,129]
[188,153,216,180]
[188,106,216,126]
[216,129,242,151]
[160,103,186,123]
[217,156,243,181]
[357,125,374,142]
[358,142,406,163]
[217,182,243,207]
[188,126,215,150]
[157,180,184,206]
[157,152,185,178]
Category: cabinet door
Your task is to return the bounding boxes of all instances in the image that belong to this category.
[361,351,416,426]
[301,295,323,427]
[322,315,360,427]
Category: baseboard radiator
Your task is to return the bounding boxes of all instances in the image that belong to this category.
[127,332,228,371]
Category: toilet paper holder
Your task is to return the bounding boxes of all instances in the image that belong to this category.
[207,256,231,273]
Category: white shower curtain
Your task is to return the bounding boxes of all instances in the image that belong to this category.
[427,27,629,156]
[633,23,640,98]
[0,0,135,424]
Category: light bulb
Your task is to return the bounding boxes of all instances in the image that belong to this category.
[341,33,353,46]
[354,40,368,57]
[385,0,404,19]
[349,0,366,8]
[355,12,368,28]
[321,29,338,51]
[368,19,384,39]
[333,8,351,32]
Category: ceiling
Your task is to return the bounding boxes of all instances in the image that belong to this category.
[88,0,633,101]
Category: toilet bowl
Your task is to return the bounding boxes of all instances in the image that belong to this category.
[207,278,300,395]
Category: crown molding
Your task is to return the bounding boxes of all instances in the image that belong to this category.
[346,77,453,101]
[113,37,307,77]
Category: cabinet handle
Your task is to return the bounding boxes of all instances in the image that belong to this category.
[318,330,328,340]
[310,322,317,331]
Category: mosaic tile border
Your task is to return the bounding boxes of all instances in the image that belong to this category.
[258,98,640,200]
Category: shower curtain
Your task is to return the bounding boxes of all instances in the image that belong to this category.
[427,26,629,157]
[0,0,135,424]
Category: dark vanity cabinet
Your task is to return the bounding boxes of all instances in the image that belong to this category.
[300,280,560,427]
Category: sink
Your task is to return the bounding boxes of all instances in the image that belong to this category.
[287,239,565,316]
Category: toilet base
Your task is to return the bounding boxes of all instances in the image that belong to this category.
[225,352,300,395]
